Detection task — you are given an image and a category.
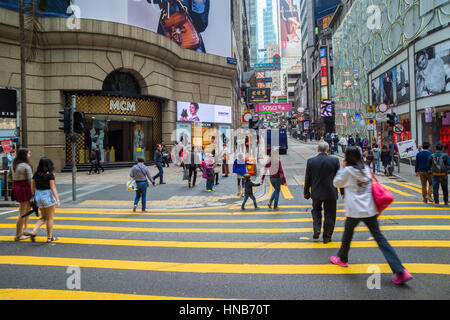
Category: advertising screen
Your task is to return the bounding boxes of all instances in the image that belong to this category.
[72,0,231,57]
[177,101,231,124]
[415,39,450,98]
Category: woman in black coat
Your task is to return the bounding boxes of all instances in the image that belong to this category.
[380,145,392,176]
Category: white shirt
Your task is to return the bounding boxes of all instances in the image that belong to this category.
[333,166,377,218]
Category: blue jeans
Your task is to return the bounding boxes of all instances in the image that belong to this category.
[269,177,282,208]
[337,216,405,273]
[242,194,257,208]
[134,181,148,211]
[206,179,214,191]
[153,162,164,183]
[372,159,380,173]
[432,175,448,204]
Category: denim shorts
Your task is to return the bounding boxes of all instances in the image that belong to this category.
[34,189,57,208]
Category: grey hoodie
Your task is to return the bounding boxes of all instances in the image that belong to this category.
[372,148,381,160]
[333,165,377,218]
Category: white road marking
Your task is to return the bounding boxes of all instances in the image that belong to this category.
[0,209,18,215]
[61,185,116,203]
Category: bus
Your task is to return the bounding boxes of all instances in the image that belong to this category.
[266,128,288,155]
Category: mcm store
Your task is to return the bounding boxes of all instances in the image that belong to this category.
[175,101,232,154]
[64,93,161,166]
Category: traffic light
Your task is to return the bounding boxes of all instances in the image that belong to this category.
[73,111,85,134]
[387,112,397,126]
[58,108,71,134]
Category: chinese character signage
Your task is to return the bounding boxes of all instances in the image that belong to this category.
[247,88,271,103]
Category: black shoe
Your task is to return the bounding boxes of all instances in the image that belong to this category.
[313,232,320,239]
[160,182,166,185]
[323,238,331,244]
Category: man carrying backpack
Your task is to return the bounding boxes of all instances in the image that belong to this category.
[427,143,449,206]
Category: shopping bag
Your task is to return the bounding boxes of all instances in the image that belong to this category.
[126,180,137,191]
[371,172,394,214]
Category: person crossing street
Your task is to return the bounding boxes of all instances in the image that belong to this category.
[304,142,340,243]
[152,144,166,185]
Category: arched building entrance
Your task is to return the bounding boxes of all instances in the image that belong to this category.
[63,70,162,168]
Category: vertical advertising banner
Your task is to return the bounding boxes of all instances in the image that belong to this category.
[72,0,231,57]
[218,124,231,154]
[176,122,192,146]
[280,0,301,58]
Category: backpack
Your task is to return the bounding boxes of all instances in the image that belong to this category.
[431,154,447,174]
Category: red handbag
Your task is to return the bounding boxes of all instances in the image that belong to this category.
[370,172,394,214]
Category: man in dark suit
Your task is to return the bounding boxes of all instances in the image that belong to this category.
[304,142,340,243]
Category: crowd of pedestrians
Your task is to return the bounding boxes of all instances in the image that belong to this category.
[12,135,450,287]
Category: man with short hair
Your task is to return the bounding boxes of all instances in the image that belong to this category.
[427,143,449,206]
[304,142,341,243]
[415,142,433,203]
[130,157,156,213]
[152,144,166,185]
[339,135,348,154]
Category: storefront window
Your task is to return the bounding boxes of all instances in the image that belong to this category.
[393,114,411,143]
[82,115,154,164]
[422,107,450,155]
[65,94,161,164]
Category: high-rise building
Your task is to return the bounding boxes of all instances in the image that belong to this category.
[246,0,259,66]
[263,0,278,50]
[299,0,341,135]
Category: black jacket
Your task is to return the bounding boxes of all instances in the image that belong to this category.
[244,180,261,195]
[304,153,340,201]
[154,149,163,163]
[95,149,101,162]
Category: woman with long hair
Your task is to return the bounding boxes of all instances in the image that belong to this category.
[9,148,33,241]
[24,157,61,242]
[260,148,287,211]
[331,146,413,285]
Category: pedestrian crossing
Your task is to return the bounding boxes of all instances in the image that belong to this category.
[0,190,449,299]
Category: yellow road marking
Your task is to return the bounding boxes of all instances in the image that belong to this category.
[1,256,449,275]
[52,205,449,216]
[388,181,423,194]
[390,181,443,196]
[1,219,449,234]
[0,236,448,249]
[281,185,294,199]
[0,289,219,300]
[382,185,415,197]
[16,212,450,224]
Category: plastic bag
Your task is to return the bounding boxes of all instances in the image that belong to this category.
[127,180,137,191]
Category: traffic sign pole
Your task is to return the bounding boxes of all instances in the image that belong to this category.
[71,95,76,202]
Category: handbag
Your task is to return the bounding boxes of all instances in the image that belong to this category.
[159,0,203,50]
[182,167,189,180]
[370,172,394,214]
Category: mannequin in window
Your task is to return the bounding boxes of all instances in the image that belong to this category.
[133,124,145,161]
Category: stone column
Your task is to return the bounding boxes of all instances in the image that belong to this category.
[162,100,177,147]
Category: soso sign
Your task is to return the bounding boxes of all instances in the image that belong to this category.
[257,104,292,112]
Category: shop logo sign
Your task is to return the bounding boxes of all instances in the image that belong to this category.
[110,100,136,112]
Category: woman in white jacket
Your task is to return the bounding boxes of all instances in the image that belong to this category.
[331,146,413,285]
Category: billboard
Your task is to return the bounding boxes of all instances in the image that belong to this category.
[280,0,302,66]
[396,60,410,105]
[72,0,231,57]
[415,39,450,99]
[177,101,232,124]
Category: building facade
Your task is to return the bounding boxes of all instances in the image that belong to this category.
[331,0,450,153]
[0,3,242,171]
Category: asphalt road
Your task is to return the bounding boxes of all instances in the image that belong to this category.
[0,138,449,300]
